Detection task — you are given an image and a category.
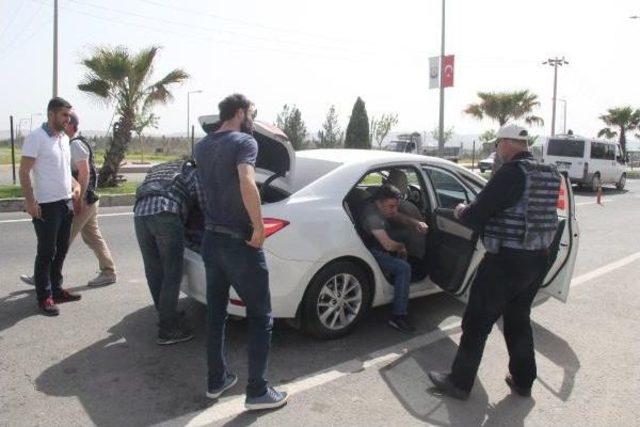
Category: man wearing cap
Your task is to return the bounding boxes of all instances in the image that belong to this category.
[428,124,561,400]
[19,97,82,316]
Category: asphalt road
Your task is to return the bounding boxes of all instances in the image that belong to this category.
[1,181,639,426]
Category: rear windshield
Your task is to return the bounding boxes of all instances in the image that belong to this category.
[547,139,585,158]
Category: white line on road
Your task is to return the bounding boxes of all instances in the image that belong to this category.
[0,212,133,224]
[185,251,640,426]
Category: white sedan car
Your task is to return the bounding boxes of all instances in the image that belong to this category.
[182,117,579,339]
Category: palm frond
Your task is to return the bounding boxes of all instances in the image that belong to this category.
[78,79,111,99]
[524,115,544,127]
[597,127,618,139]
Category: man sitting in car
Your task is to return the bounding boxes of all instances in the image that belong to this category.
[360,184,429,333]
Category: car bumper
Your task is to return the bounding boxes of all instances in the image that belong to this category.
[182,247,318,318]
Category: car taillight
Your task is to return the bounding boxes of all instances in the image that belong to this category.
[263,218,289,238]
[557,182,566,211]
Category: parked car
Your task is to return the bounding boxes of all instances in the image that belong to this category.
[531,134,628,191]
[182,116,580,339]
[478,152,495,173]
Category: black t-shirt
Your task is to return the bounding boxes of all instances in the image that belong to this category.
[194,131,258,234]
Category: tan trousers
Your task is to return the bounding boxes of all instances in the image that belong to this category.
[70,200,116,275]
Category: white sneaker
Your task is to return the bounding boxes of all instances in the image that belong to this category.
[87,272,117,287]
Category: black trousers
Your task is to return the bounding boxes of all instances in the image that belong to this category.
[32,199,74,302]
[450,250,549,392]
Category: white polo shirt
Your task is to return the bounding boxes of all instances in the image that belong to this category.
[21,124,73,203]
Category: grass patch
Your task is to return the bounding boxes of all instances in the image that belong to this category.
[0,146,21,165]
[0,181,141,200]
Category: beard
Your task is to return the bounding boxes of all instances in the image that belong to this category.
[240,117,254,135]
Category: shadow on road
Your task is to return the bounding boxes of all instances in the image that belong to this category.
[379,318,580,426]
[35,292,462,426]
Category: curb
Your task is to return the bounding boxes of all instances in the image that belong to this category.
[0,193,136,213]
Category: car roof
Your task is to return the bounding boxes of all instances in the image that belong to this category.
[296,149,456,168]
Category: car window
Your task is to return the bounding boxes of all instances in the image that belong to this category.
[423,167,475,208]
[547,138,585,158]
[352,166,430,212]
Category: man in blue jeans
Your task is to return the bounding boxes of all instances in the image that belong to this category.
[360,184,429,333]
[195,94,287,411]
[134,160,204,345]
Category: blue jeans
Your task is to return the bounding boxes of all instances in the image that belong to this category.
[32,199,74,302]
[202,230,273,398]
[371,249,411,316]
[134,213,184,332]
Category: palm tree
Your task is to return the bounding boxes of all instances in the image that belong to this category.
[597,106,639,155]
[464,90,544,128]
[78,46,189,186]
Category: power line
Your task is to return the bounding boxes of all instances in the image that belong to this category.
[0,0,28,41]
[0,1,47,54]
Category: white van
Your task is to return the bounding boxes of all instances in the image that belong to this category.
[532,134,628,191]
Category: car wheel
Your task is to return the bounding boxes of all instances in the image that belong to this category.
[590,173,601,192]
[616,173,626,191]
[302,261,372,339]
[479,168,485,173]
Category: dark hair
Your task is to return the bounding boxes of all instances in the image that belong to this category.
[47,97,72,112]
[218,93,252,122]
[374,184,402,202]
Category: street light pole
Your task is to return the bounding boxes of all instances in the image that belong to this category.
[187,90,203,139]
[542,57,568,136]
[437,0,446,156]
[53,0,58,97]
[558,99,567,134]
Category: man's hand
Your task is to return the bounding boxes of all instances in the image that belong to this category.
[73,198,84,216]
[397,244,408,260]
[454,203,467,220]
[246,226,265,248]
[416,221,429,234]
[26,199,41,219]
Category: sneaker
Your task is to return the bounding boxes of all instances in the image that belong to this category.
[87,272,117,287]
[206,373,238,399]
[52,289,82,304]
[245,387,288,411]
[39,297,60,316]
[388,315,416,334]
[20,274,35,286]
[157,328,194,346]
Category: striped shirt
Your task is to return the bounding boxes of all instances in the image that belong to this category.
[133,165,205,222]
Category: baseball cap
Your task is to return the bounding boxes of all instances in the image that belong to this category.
[496,124,529,141]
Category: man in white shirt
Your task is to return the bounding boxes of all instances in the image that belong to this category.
[19,97,82,316]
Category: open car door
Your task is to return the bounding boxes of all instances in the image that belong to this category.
[538,174,579,302]
[426,208,483,302]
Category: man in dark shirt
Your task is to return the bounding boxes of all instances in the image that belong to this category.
[360,184,429,334]
[429,124,561,400]
[195,94,287,410]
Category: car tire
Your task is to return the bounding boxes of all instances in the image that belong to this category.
[590,173,601,192]
[302,261,372,340]
[616,173,626,191]
[479,168,485,173]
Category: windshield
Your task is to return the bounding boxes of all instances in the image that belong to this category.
[547,138,585,158]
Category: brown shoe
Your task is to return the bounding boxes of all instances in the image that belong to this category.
[39,297,60,316]
[53,289,81,304]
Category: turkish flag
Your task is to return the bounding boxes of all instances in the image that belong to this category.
[442,55,454,87]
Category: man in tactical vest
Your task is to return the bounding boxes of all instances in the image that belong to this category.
[429,124,561,400]
[20,111,117,287]
[134,160,204,345]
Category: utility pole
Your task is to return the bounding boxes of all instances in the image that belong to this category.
[53,0,58,97]
[437,0,446,156]
[558,99,567,134]
[542,57,568,136]
[10,116,16,185]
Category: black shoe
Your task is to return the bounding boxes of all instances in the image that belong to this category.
[52,289,81,304]
[39,297,60,316]
[428,371,470,401]
[157,328,194,346]
[388,315,416,334]
[505,375,532,397]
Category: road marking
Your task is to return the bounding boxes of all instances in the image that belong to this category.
[570,251,640,287]
[0,211,133,224]
[186,251,640,425]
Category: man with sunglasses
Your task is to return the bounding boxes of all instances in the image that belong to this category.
[195,94,287,411]
[429,124,561,400]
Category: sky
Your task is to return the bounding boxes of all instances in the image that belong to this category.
[1,0,640,147]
